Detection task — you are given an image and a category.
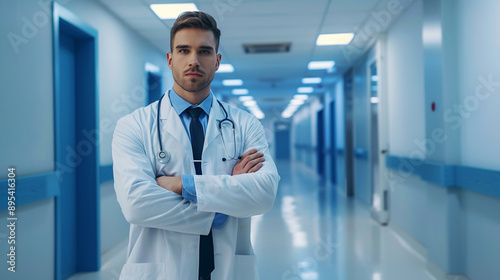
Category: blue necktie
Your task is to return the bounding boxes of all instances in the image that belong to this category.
[187,107,214,279]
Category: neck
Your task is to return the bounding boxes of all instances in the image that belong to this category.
[173,84,211,105]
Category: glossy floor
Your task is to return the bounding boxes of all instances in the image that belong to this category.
[70,160,435,280]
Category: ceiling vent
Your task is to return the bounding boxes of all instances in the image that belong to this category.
[243,42,291,54]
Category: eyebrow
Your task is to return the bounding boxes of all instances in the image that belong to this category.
[175,45,214,51]
[199,46,214,51]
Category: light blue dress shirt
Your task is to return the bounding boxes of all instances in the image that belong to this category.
[168,89,228,228]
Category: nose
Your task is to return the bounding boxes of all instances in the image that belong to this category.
[188,52,200,68]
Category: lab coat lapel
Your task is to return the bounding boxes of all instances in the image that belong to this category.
[204,95,224,152]
[159,92,193,160]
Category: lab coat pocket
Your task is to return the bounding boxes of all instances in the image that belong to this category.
[120,263,167,280]
[233,254,259,280]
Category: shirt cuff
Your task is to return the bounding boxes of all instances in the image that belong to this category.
[181,175,197,202]
[212,213,228,228]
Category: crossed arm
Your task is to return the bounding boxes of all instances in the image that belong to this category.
[155,148,265,194]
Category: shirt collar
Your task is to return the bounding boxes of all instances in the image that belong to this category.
[169,88,212,116]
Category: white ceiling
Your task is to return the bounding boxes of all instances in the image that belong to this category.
[98,0,412,114]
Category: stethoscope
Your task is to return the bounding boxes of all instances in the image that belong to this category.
[156,92,240,164]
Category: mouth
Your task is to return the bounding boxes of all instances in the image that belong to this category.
[185,72,203,78]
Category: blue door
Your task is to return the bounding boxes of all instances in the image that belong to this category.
[274,122,291,160]
[317,109,325,182]
[54,3,100,279]
[147,72,162,104]
[330,101,337,185]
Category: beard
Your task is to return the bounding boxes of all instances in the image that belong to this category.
[173,68,214,93]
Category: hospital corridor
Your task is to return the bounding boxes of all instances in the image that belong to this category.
[1,0,500,280]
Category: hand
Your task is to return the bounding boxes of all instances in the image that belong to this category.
[232,148,265,175]
[156,176,182,195]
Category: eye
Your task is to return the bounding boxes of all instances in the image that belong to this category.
[199,50,211,55]
[178,49,189,54]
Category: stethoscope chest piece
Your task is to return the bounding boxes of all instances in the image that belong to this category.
[158,150,170,164]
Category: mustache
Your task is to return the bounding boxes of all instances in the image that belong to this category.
[184,67,205,75]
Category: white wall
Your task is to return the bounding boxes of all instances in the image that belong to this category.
[455,1,500,279]
[0,1,57,279]
[384,0,429,247]
[386,0,425,157]
[456,0,500,170]
[0,0,55,177]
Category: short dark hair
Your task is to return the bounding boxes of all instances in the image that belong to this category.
[170,11,221,52]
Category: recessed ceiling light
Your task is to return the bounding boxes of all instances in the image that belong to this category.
[232,89,249,95]
[243,100,257,107]
[308,61,335,70]
[297,87,314,93]
[223,79,243,86]
[316,33,354,46]
[294,94,309,100]
[291,99,305,105]
[150,3,198,19]
[217,64,234,73]
[239,96,253,101]
[302,77,322,84]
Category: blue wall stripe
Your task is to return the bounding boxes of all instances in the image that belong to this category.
[420,161,456,186]
[0,165,113,211]
[386,155,500,199]
[0,172,60,210]
[100,164,113,183]
[455,165,500,199]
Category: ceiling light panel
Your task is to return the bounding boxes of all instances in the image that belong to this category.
[232,89,249,95]
[316,33,354,46]
[308,61,335,70]
[239,96,253,102]
[217,64,234,73]
[223,79,243,86]
[243,100,257,107]
[150,3,198,19]
[297,87,314,93]
[294,94,309,100]
[302,77,322,84]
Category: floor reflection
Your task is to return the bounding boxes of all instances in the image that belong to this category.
[253,160,433,280]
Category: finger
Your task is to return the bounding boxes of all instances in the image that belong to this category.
[240,148,258,159]
[246,156,265,169]
[244,152,264,163]
[243,156,265,173]
[248,162,263,173]
[241,152,264,169]
[239,150,260,166]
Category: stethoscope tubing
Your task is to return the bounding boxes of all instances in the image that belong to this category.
[156,91,239,163]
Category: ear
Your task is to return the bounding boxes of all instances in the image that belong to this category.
[215,53,222,71]
[166,52,173,69]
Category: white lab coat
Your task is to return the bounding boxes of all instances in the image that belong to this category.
[112,92,280,280]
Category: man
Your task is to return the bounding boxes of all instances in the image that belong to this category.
[112,11,280,280]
